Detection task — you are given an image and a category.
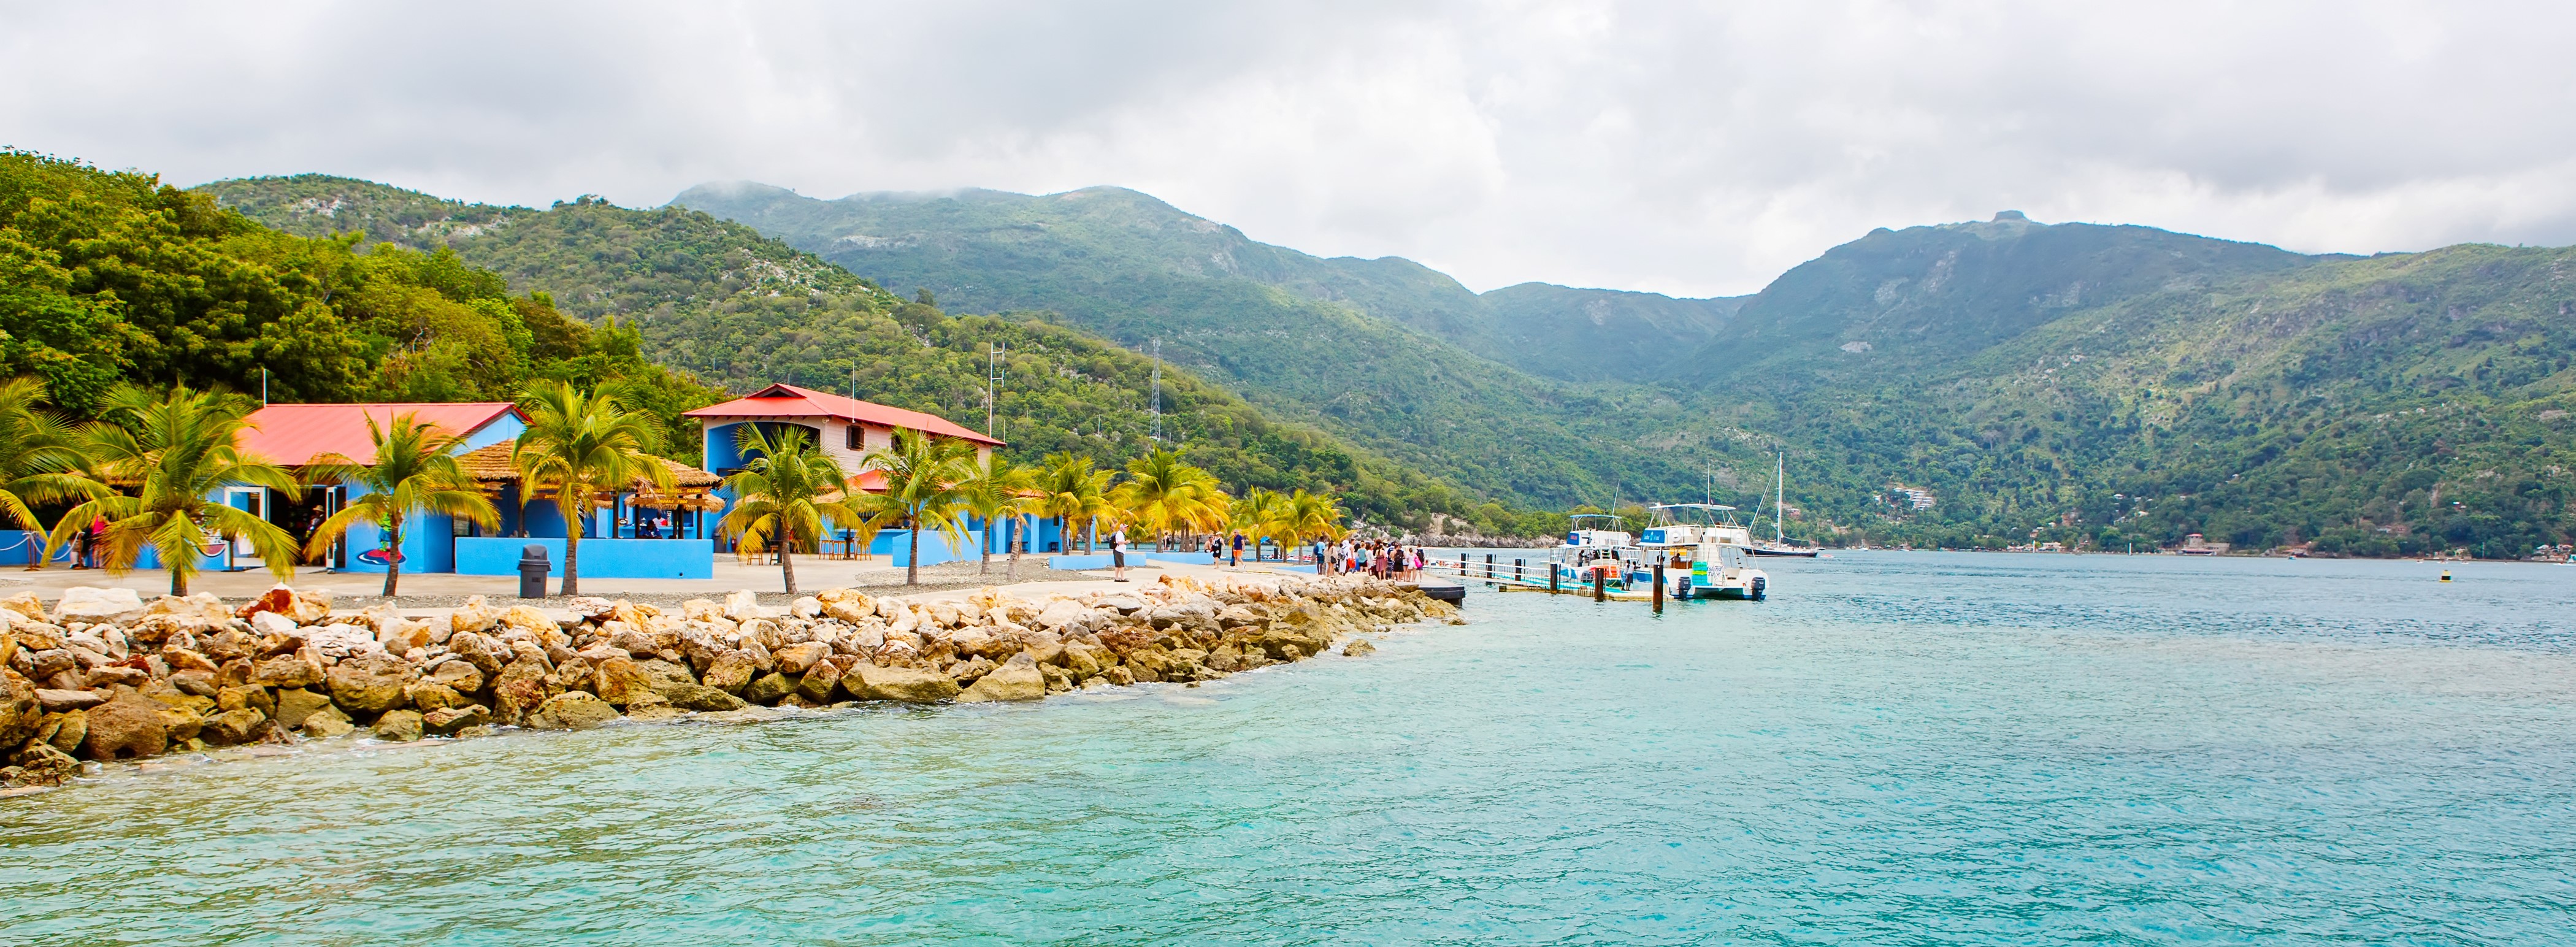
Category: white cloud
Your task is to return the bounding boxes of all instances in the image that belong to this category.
[5,0,2572,296]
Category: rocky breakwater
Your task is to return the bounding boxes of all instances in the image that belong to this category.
[1,575,1457,789]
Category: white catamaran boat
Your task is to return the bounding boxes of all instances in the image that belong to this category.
[1549,513,1649,592]
[1639,503,1769,600]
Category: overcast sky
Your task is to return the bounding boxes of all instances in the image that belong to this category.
[6,1,2570,296]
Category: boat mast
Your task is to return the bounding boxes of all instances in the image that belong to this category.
[1774,453,1786,543]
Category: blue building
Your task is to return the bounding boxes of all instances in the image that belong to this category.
[682,383,1064,566]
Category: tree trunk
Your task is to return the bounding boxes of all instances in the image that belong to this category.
[1007,517,1021,581]
[906,521,922,586]
[383,518,403,597]
[978,520,992,573]
[778,529,799,596]
[562,498,583,597]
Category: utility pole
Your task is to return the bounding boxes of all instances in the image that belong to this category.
[1149,338,1163,443]
[985,342,1006,437]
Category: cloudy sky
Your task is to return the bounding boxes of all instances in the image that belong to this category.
[6,1,2569,296]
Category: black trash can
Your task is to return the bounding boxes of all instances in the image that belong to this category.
[518,545,551,599]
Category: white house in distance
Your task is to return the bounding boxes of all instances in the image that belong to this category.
[683,383,1056,562]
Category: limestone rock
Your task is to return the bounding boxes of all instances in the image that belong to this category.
[956,659,1045,703]
[490,657,553,726]
[304,623,378,659]
[44,708,86,755]
[33,688,105,715]
[251,648,325,689]
[742,672,795,706]
[248,611,297,639]
[702,651,758,694]
[566,596,616,620]
[404,680,468,711]
[422,704,491,735]
[217,684,274,719]
[774,641,831,676]
[372,709,424,742]
[448,632,509,677]
[655,683,748,712]
[272,688,334,730]
[844,662,960,703]
[201,707,267,745]
[326,654,418,713]
[525,691,616,730]
[795,661,843,703]
[450,596,500,636]
[53,586,147,625]
[791,596,821,619]
[1040,664,1073,694]
[723,589,769,621]
[429,658,486,696]
[1343,639,1378,657]
[592,656,653,707]
[1100,665,1135,686]
[85,665,150,689]
[289,588,334,623]
[298,704,355,739]
[0,669,39,748]
[0,592,44,622]
[82,690,168,760]
[947,656,995,685]
[817,590,875,623]
[498,605,554,635]
[163,647,220,673]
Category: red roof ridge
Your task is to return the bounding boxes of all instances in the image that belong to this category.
[682,383,1003,447]
[240,402,526,466]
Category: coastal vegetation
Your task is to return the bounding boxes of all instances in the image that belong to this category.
[715,425,865,597]
[511,381,675,596]
[300,413,500,597]
[47,386,301,594]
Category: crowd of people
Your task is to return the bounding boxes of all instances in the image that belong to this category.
[1309,537,1426,581]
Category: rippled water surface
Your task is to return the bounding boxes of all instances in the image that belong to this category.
[7,553,2575,945]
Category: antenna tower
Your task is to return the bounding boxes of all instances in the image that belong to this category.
[985,342,1006,437]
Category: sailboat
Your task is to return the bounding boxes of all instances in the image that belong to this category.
[1750,453,1820,558]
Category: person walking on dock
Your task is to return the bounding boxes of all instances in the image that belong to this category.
[1110,529,1130,582]
[1230,530,1244,567]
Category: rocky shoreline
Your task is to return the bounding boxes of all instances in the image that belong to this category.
[0,575,1459,791]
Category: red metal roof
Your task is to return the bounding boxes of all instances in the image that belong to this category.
[681,383,1004,447]
[239,403,523,466]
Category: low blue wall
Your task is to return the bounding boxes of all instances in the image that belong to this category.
[1048,551,1233,570]
[456,537,713,579]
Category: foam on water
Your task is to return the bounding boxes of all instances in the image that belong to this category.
[6,553,2574,944]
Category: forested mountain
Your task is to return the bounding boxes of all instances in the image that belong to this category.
[195,174,1496,529]
[671,182,2576,558]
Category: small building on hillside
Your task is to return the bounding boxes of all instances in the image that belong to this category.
[682,384,1062,563]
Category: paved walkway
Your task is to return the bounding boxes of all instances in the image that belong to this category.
[0,556,1322,619]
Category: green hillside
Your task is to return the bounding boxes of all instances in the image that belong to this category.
[672,183,2576,557]
[195,175,1500,529]
[669,183,1712,508]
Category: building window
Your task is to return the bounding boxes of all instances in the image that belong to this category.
[846,424,863,450]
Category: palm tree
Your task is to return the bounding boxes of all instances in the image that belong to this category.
[1111,448,1229,551]
[48,386,301,595]
[0,378,106,569]
[956,457,1035,575]
[301,413,501,598]
[1231,488,1289,561]
[716,424,865,596]
[1278,489,1348,558]
[854,427,980,586]
[1031,452,1113,554]
[513,381,673,596]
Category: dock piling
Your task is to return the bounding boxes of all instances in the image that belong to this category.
[1549,564,1560,594]
[1652,562,1665,613]
[1593,569,1605,602]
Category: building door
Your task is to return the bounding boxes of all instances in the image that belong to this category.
[224,488,265,561]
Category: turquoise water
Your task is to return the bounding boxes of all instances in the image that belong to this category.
[6,553,2574,945]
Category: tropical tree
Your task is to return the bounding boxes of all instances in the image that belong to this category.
[1277,489,1349,556]
[0,378,107,569]
[956,457,1035,575]
[1031,452,1114,554]
[716,424,865,596]
[513,380,672,596]
[302,413,501,597]
[48,386,300,595]
[1111,448,1229,551]
[854,427,981,586]
[1231,488,1290,561]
